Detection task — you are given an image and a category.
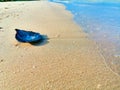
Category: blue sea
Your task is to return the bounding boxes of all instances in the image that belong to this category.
[49,0,120,76]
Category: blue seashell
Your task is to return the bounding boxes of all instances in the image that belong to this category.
[15,29,43,43]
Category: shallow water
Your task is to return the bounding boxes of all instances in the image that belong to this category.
[49,0,120,76]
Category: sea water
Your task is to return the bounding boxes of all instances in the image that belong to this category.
[49,0,120,75]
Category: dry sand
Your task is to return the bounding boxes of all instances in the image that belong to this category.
[0,1,120,90]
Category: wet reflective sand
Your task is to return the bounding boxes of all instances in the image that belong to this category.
[51,0,120,75]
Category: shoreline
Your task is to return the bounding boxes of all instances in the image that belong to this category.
[0,1,120,90]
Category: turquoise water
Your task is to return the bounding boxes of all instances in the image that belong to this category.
[49,0,120,76]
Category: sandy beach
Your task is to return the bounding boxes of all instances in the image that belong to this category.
[0,1,120,90]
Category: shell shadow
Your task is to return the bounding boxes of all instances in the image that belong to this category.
[29,35,49,46]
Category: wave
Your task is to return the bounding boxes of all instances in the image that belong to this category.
[49,0,120,3]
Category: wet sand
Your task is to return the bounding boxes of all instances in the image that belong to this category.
[0,1,120,90]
